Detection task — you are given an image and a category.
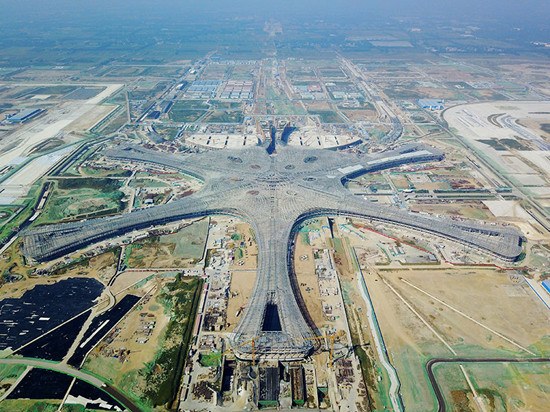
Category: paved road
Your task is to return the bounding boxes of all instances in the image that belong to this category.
[0,358,141,412]
[426,357,550,412]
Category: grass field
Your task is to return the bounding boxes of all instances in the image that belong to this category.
[0,183,41,244]
[35,178,125,224]
[433,362,550,411]
[0,400,61,412]
[266,87,307,115]
[128,219,208,268]
[199,351,222,368]
[203,110,244,123]
[0,400,109,411]
[0,206,17,224]
[211,100,242,110]
[144,276,203,408]
[308,109,344,123]
[80,167,132,178]
[141,66,187,77]
[319,68,347,78]
[83,276,202,411]
[168,109,205,123]
[33,85,79,95]
[98,110,127,134]
[0,364,27,399]
[151,125,180,141]
[171,100,209,110]
[129,178,169,188]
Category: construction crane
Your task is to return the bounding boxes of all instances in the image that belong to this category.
[220,330,346,367]
[222,336,258,365]
[321,330,347,368]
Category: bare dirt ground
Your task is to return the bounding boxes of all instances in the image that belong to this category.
[229,222,257,270]
[304,101,332,111]
[333,213,549,410]
[293,234,326,328]
[225,270,257,332]
[409,202,494,221]
[84,277,171,400]
[289,218,383,404]
[127,220,208,269]
[416,86,460,99]
[342,109,378,122]
[110,270,155,295]
[363,265,550,411]
[518,117,550,140]
[128,243,197,268]
[382,269,549,352]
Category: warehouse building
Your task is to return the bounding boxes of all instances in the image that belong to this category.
[7,108,44,124]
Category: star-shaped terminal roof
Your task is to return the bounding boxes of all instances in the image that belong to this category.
[22,141,524,360]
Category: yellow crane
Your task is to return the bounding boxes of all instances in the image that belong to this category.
[221,337,258,365]
[321,330,346,368]
[220,330,346,367]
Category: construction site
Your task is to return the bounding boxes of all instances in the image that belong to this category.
[8,124,530,411]
[2,50,549,412]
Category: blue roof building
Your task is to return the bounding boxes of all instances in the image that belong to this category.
[418,99,445,110]
[7,108,43,123]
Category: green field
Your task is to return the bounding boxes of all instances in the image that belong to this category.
[168,109,205,122]
[0,206,18,224]
[171,100,210,110]
[266,87,307,115]
[203,110,244,123]
[211,100,242,110]
[144,276,203,407]
[151,125,180,140]
[80,166,132,178]
[141,65,187,77]
[127,219,208,267]
[199,351,222,368]
[319,68,346,78]
[0,363,27,400]
[0,400,106,412]
[478,138,531,151]
[308,109,344,123]
[35,178,125,224]
[106,66,147,77]
[97,110,127,134]
[129,178,169,188]
[433,362,550,412]
[0,400,60,412]
[160,219,209,259]
[83,276,202,411]
[0,183,41,243]
[37,85,80,95]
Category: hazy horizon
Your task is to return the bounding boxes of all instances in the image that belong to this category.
[2,0,549,24]
[0,0,548,66]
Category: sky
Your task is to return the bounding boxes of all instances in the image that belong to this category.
[0,0,547,65]
[1,0,549,24]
